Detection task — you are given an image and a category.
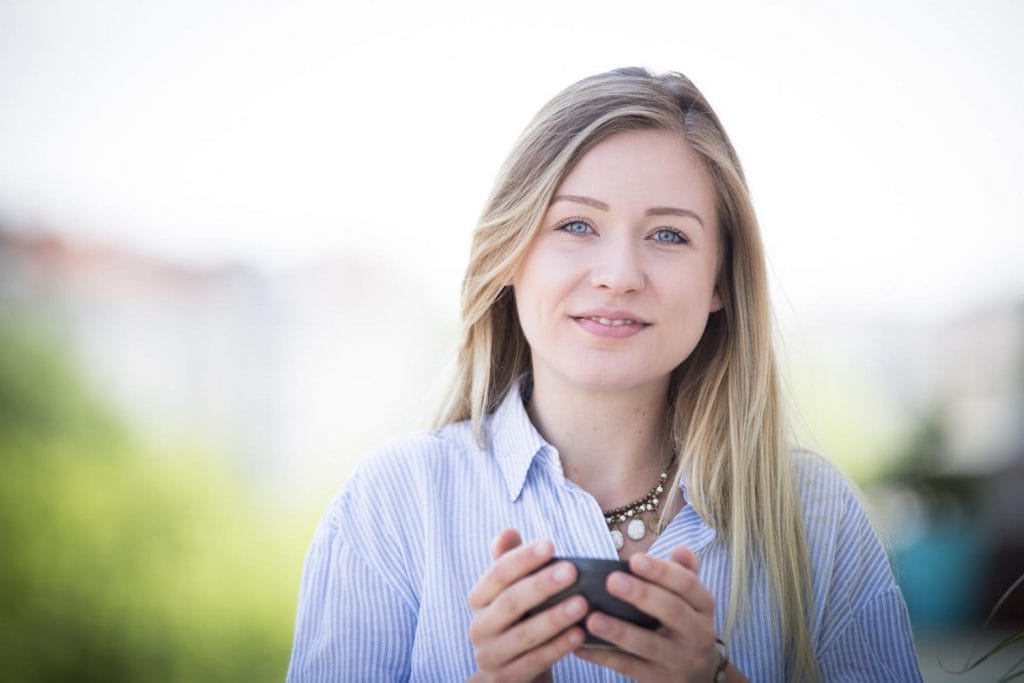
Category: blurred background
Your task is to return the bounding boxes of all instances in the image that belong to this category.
[1,0,1022,680]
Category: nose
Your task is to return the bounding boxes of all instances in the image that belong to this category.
[590,238,645,294]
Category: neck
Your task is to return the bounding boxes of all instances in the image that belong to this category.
[525,368,674,511]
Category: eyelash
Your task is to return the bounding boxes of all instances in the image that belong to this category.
[554,217,595,236]
[651,228,688,245]
[554,217,689,245]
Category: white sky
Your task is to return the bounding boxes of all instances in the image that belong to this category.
[2,0,1022,323]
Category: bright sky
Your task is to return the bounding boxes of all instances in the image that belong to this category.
[2,0,1022,323]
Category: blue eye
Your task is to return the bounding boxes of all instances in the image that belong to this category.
[558,220,594,236]
[651,228,686,244]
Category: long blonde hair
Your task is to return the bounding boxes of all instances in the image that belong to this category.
[437,67,817,681]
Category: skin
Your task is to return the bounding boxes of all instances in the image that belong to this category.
[467,129,748,682]
[511,128,722,511]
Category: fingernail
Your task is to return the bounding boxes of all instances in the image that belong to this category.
[568,629,583,646]
[633,554,652,572]
[610,573,632,594]
[553,563,573,583]
[533,540,551,557]
[589,613,609,634]
[564,597,584,616]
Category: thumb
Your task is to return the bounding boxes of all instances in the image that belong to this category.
[490,528,523,560]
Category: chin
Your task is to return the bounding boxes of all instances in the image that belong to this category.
[561,363,671,394]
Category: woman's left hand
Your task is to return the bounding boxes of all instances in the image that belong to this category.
[573,547,727,682]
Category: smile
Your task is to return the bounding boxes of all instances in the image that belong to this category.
[580,316,641,327]
[571,313,650,339]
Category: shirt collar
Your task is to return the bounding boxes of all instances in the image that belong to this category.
[485,382,718,552]
[487,381,554,502]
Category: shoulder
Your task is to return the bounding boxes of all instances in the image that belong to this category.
[791,449,850,493]
[790,449,867,524]
[314,421,487,583]
[348,417,483,485]
[334,419,487,518]
[790,449,894,589]
[351,426,466,480]
[791,450,904,624]
[791,453,920,673]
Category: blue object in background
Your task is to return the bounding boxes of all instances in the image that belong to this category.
[896,520,985,631]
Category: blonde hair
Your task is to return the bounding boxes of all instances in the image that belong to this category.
[437,67,817,681]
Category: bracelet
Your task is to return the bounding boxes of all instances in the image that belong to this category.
[713,637,729,683]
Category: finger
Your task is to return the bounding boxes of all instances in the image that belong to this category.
[605,568,707,633]
[584,611,672,663]
[583,608,720,680]
[474,594,588,670]
[467,539,554,611]
[669,545,700,574]
[574,642,648,681]
[600,570,704,638]
[491,528,522,560]
[471,559,578,643]
[625,553,715,615]
[497,626,585,682]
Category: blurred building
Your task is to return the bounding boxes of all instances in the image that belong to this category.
[0,227,453,500]
[937,302,1024,473]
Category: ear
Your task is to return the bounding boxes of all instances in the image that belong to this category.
[709,285,724,313]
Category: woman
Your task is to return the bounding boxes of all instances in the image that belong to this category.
[287,68,922,682]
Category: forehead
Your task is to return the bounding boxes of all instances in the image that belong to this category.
[553,128,716,219]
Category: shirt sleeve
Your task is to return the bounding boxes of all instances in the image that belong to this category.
[286,493,418,682]
[808,461,923,683]
[818,584,922,682]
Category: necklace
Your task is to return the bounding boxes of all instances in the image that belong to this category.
[602,466,671,551]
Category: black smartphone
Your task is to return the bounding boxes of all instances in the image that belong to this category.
[522,556,660,649]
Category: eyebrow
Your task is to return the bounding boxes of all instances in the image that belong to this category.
[551,194,705,229]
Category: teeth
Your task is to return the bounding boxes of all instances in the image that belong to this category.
[589,316,636,326]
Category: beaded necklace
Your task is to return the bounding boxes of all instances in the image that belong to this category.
[602,466,671,551]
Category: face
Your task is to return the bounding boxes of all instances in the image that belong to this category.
[511,128,722,396]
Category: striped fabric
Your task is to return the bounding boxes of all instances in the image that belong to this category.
[287,385,922,682]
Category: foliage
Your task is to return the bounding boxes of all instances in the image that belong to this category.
[0,322,309,682]
[943,572,1024,682]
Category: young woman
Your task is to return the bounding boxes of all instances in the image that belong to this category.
[287,68,922,682]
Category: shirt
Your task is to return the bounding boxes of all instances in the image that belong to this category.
[287,385,923,682]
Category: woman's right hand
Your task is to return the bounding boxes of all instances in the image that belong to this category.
[467,529,587,682]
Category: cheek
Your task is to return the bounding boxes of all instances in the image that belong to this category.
[512,270,548,340]
[518,288,557,341]
[514,252,570,313]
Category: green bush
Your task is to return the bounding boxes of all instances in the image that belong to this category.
[0,323,307,682]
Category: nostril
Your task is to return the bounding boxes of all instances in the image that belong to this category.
[592,270,645,293]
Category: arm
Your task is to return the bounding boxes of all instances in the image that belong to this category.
[817,575,922,681]
[813,469,923,682]
[286,506,417,683]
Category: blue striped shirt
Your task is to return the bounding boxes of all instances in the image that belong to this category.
[288,385,922,681]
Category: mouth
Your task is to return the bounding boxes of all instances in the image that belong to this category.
[573,315,647,328]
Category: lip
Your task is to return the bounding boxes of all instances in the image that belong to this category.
[573,308,651,324]
[571,308,651,339]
